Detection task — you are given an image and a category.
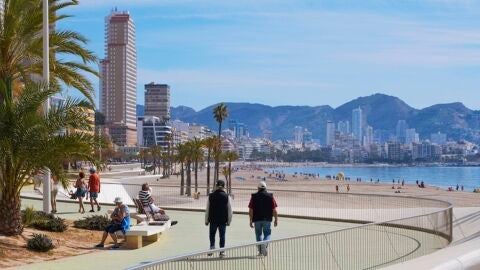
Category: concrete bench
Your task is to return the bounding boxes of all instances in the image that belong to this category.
[125,220,171,249]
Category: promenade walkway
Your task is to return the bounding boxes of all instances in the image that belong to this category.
[13,198,356,270]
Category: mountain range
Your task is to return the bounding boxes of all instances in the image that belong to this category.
[136,93,480,143]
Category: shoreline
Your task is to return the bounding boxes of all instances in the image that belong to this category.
[241,161,480,168]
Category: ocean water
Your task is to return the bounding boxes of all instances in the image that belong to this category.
[272,166,480,191]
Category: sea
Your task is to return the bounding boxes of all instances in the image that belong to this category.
[272,166,480,191]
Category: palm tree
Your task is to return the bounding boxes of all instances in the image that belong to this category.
[190,138,204,194]
[0,0,98,104]
[149,145,162,175]
[202,136,217,195]
[213,103,228,181]
[176,143,189,196]
[223,151,239,194]
[184,142,193,196]
[0,82,99,235]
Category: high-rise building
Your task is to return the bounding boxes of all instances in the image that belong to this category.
[140,116,172,149]
[405,128,420,144]
[396,120,408,144]
[303,129,313,144]
[145,83,170,121]
[363,125,374,146]
[352,107,363,145]
[326,121,336,146]
[100,9,137,146]
[431,132,447,145]
[293,126,303,145]
[337,121,350,134]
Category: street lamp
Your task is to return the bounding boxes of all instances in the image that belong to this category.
[42,0,51,213]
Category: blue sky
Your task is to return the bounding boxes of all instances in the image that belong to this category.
[59,0,480,110]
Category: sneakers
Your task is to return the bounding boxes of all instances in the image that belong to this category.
[111,244,120,249]
[171,221,178,226]
[97,206,101,211]
[89,209,95,213]
[207,247,214,257]
[219,252,225,258]
[95,244,104,248]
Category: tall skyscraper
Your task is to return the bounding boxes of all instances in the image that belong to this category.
[145,83,170,121]
[337,121,350,134]
[294,126,303,145]
[326,121,336,146]
[405,128,420,144]
[363,125,374,146]
[396,120,408,144]
[352,107,363,145]
[100,9,137,146]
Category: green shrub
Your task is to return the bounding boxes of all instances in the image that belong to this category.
[74,215,110,231]
[32,217,68,232]
[21,208,55,227]
[27,234,54,252]
[22,206,38,226]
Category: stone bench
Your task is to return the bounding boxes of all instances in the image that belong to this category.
[125,220,172,249]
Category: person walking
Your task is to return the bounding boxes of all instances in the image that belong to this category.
[51,175,59,214]
[88,167,101,212]
[74,172,87,214]
[205,180,232,258]
[249,181,278,257]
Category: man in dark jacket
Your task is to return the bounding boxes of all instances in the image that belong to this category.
[249,181,278,256]
[205,180,232,257]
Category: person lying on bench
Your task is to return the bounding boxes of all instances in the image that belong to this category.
[139,183,178,226]
[95,197,130,249]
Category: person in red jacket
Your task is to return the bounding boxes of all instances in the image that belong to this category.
[88,167,101,212]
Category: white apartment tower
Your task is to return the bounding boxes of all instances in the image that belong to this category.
[100,9,137,146]
[326,121,336,146]
[352,107,363,145]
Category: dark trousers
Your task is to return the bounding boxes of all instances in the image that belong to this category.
[209,223,227,249]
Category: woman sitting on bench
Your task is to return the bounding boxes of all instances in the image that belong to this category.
[139,183,178,225]
[139,183,165,215]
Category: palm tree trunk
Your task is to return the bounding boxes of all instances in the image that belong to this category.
[180,162,185,195]
[194,159,198,193]
[186,162,192,196]
[215,123,222,181]
[228,161,232,194]
[0,190,23,236]
[206,151,211,195]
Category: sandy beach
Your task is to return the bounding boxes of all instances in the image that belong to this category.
[109,163,480,208]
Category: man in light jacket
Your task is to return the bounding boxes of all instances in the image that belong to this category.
[205,180,232,258]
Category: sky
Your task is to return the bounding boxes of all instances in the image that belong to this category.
[58,0,480,111]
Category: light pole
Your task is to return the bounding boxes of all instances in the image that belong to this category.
[42,0,51,214]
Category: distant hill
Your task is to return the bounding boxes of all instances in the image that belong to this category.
[136,93,480,143]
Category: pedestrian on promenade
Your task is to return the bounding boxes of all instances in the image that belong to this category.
[347,184,350,193]
[249,181,278,256]
[74,172,87,214]
[205,180,232,258]
[456,184,459,191]
[336,185,339,193]
[88,167,101,213]
[51,175,59,214]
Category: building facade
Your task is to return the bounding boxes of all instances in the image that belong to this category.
[326,121,336,146]
[352,107,363,145]
[144,83,170,121]
[100,9,137,146]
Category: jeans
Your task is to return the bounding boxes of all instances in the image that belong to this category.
[255,221,272,253]
[209,223,227,249]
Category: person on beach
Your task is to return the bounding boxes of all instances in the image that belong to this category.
[95,197,130,249]
[51,175,59,214]
[347,184,350,192]
[88,167,101,212]
[249,181,278,256]
[74,172,87,214]
[205,180,232,258]
[336,185,339,193]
